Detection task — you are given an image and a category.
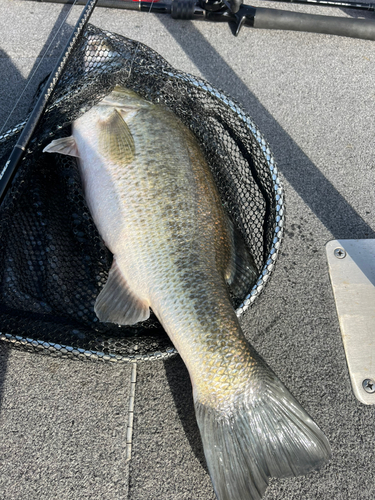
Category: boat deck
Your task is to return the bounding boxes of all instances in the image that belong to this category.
[1,1,374,499]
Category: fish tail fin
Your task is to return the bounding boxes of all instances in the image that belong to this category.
[194,374,331,500]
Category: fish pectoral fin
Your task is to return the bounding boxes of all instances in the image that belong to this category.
[226,217,258,298]
[98,109,135,166]
[43,136,79,157]
[94,258,150,326]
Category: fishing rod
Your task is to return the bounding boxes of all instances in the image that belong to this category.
[2,0,374,207]
[34,0,375,38]
[0,0,99,207]
[36,0,375,11]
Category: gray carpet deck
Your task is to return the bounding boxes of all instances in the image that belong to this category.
[1,1,374,499]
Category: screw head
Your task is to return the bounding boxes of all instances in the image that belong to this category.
[334,247,346,259]
[362,379,375,393]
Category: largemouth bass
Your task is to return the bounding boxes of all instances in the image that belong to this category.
[44,86,331,500]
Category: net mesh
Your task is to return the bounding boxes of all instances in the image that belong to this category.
[0,25,284,362]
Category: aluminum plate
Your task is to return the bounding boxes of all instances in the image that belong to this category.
[326,239,375,405]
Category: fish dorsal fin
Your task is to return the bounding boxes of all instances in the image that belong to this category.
[226,218,258,298]
[94,258,150,326]
[98,109,135,166]
[43,136,79,157]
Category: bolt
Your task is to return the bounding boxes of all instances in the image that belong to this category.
[334,247,346,259]
[362,379,375,393]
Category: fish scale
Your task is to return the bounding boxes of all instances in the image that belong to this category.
[44,86,331,500]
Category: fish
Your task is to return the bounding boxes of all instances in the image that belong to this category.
[43,86,331,500]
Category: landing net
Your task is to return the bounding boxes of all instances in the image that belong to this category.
[0,25,283,362]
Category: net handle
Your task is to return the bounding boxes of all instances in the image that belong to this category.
[0,0,99,207]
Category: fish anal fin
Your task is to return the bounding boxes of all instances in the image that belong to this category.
[43,136,79,157]
[98,108,135,166]
[94,258,150,326]
[226,218,258,298]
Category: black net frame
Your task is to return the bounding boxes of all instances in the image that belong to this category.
[0,24,284,363]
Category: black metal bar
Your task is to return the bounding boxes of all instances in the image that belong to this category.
[0,0,99,207]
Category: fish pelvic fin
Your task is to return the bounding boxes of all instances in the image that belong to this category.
[94,258,150,325]
[43,136,79,157]
[194,375,331,500]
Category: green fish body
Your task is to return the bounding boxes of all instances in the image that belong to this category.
[44,87,331,500]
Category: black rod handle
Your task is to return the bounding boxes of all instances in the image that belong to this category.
[0,0,99,207]
[251,7,375,39]
[269,0,375,12]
